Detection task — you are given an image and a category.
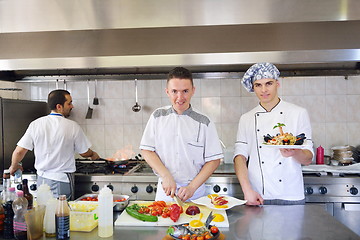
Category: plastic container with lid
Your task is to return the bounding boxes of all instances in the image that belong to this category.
[316,145,324,164]
[97,186,113,238]
[69,201,98,232]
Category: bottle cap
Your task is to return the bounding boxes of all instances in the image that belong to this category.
[3,169,10,174]
[9,187,15,192]
[17,190,24,197]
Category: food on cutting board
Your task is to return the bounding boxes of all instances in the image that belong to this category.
[185,205,201,215]
[80,196,127,202]
[208,194,229,208]
[167,224,219,240]
[125,204,158,222]
[263,123,306,145]
[125,201,184,222]
[212,213,225,222]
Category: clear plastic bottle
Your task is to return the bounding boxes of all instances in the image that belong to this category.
[3,187,16,239]
[21,179,33,209]
[55,195,70,240]
[98,185,113,238]
[12,190,28,240]
[1,169,11,203]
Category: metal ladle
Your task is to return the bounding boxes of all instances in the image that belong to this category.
[132,78,141,112]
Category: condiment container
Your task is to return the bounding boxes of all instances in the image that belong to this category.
[316,146,324,164]
[98,186,113,238]
[69,202,98,232]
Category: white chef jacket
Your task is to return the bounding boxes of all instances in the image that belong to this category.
[140,106,223,200]
[17,114,91,182]
[234,99,314,201]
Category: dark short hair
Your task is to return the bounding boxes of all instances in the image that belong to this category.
[48,89,70,110]
[167,67,193,86]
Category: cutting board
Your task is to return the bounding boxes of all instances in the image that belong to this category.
[115,201,229,227]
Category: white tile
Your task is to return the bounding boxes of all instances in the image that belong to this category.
[304,76,326,95]
[104,125,124,150]
[201,79,220,97]
[104,99,124,125]
[303,96,326,123]
[193,79,202,97]
[123,124,144,155]
[325,95,347,122]
[190,98,202,112]
[325,123,348,150]
[347,122,360,148]
[221,97,242,123]
[311,123,326,154]
[104,80,123,99]
[326,76,347,95]
[85,124,105,150]
[347,95,360,122]
[143,80,163,98]
[220,78,241,97]
[220,123,238,149]
[123,80,144,99]
[67,81,87,100]
[142,98,163,124]
[281,77,304,96]
[201,97,221,122]
[347,75,360,95]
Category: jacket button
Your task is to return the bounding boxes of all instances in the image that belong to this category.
[257,114,259,116]
[279,162,282,165]
[279,179,282,182]
[257,129,260,131]
[262,161,264,164]
[280,112,283,114]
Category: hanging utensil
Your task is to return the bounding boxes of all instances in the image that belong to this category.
[132,78,141,112]
[85,80,93,119]
[93,79,99,105]
[63,79,67,90]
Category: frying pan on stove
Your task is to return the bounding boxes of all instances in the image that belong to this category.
[103,158,129,165]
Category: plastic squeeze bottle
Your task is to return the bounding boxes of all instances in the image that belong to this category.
[98,185,113,238]
[55,195,70,240]
[316,145,324,164]
[44,198,57,237]
[12,190,28,240]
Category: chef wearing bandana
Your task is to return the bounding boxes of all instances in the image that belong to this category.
[234,63,313,205]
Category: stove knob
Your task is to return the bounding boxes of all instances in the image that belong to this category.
[30,184,37,191]
[107,184,114,191]
[17,184,22,191]
[319,186,327,194]
[350,187,358,195]
[146,185,154,193]
[131,186,138,193]
[213,185,221,193]
[91,184,99,192]
[305,187,313,195]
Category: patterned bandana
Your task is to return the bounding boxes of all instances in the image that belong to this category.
[242,62,280,92]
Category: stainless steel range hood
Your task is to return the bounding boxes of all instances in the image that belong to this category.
[1,0,360,80]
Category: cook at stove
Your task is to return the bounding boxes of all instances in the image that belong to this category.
[234,63,314,205]
[9,89,100,200]
[140,67,223,202]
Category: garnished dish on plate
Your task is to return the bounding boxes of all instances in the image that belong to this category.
[191,194,247,210]
[167,212,220,240]
[263,123,306,146]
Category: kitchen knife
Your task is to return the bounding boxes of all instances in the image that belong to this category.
[173,194,185,207]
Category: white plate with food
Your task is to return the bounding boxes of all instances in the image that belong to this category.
[191,195,247,210]
[262,141,307,149]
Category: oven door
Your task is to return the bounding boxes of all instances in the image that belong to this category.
[333,203,360,236]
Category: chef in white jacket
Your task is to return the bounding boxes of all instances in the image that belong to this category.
[234,63,313,205]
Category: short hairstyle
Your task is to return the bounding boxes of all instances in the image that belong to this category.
[167,67,194,86]
[47,89,70,110]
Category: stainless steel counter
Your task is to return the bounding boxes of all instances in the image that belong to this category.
[39,204,359,239]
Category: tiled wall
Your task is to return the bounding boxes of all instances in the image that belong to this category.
[2,75,360,163]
